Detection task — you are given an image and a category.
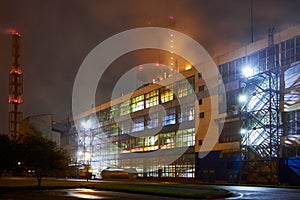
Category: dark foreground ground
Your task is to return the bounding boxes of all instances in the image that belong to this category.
[1,177,300,199]
[0,177,231,199]
[0,189,189,200]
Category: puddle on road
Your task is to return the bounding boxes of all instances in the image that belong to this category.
[63,188,105,199]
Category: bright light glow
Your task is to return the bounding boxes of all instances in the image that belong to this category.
[67,189,99,199]
[238,94,247,103]
[285,140,292,145]
[240,129,247,135]
[17,162,21,165]
[170,62,174,66]
[170,57,173,60]
[185,65,192,70]
[242,66,254,77]
[85,152,91,160]
[82,120,91,129]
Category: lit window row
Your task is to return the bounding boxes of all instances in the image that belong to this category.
[97,76,195,120]
[97,128,195,154]
[146,90,159,108]
[100,105,195,137]
[131,95,144,112]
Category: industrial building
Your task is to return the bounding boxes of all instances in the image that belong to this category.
[19,114,66,146]
[63,24,300,184]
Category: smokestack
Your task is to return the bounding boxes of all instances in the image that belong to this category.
[8,31,23,140]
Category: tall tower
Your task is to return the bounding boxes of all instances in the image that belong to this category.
[8,31,23,140]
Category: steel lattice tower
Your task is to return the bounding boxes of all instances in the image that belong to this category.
[240,28,282,184]
[8,32,23,140]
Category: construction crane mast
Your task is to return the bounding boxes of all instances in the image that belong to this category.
[8,31,23,140]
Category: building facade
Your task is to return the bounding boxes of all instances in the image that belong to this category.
[65,24,300,184]
[20,114,64,146]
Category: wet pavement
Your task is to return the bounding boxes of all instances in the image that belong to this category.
[0,188,186,200]
[220,185,300,200]
[0,183,299,199]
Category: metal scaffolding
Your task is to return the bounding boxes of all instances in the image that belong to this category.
[240,28,282,184]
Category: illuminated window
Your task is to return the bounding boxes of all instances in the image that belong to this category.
[102,123,118,137]
[146,90,159,108]
[177,77,195,98]
[159,132,176,149]
[144,135,159,151]
[160,87,174,103]
[110,142,118,154]
[177,80,188,98]
[178,104,195,122]
[162,108,176,126]
[131,95,144,112]
[146,112,159,129]
[176,128,195,147]
[120,139,130,153]
[120,100,131,116]
[131,116,144,132]
[120,120,131,134]
[98,108,110,121]
[109,105,119,119]
[131,137,144,151]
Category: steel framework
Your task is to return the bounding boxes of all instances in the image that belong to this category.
[240,28,282,183]
[8,32,23,140]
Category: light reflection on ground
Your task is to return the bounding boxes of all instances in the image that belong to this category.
[65,188,105,199]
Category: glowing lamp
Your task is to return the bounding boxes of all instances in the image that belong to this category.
[238,94,247,103]
[82,120,91,129]
[242,66,254,78]
[240,129,247,135]
[85,152,91,160]
[185,65,192,71]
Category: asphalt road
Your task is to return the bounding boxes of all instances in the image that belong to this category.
[220,185,300,200]
[0,189,181,200]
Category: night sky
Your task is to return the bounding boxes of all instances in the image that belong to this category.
[1,0,300,133]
